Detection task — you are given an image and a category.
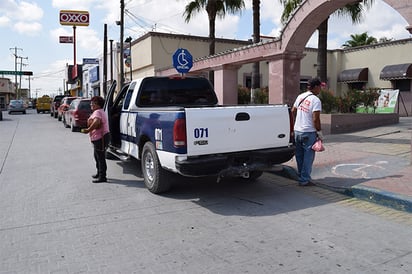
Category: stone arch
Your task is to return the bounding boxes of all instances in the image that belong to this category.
[281,0,412,53]
[274,0,412,105]
[157,0,412,105]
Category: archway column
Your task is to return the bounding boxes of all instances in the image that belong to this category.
[268,52,304,106]
[214,65,241,105]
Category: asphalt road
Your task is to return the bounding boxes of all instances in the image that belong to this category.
[0,109,411,274]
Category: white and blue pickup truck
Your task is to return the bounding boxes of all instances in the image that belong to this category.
[104,76,295,193]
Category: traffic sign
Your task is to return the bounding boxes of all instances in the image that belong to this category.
[83,58,99,64]
[59,36,73,43]
[172,48,193,74]
[0,70,33,76]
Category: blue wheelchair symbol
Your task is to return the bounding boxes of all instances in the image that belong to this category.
[173,48,193,73]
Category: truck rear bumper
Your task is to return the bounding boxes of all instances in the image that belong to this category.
[175,146,295,177]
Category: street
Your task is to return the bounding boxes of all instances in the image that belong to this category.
[0,109,411,274]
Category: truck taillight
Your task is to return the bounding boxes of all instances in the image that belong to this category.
[173,118,186,147]
[289,108,295,144]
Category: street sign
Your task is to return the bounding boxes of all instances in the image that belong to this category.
[59,36,73,43]
[82,58,99,65]
[172,48,193,74]
[59,10,89,26]
[0,70,33,76]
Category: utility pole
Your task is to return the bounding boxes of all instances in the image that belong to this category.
[18,56,28,99]
[26,76,32,99]
[109,39,114,84]
[103,24,108,97]
[120,0,125,87]
[9,47,23,98]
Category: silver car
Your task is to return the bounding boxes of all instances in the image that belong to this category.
[8,100,26,114]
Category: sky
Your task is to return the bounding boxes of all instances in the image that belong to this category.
[0,0,410,97]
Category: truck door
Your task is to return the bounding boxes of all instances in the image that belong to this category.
[121,82,138,155]
[104,81,129,149]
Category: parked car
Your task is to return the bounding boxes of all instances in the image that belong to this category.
[36,95,51,113]
[50,95,66,118]
[63,98,92,132]
[8,100,26,114]
[57,96,77,121]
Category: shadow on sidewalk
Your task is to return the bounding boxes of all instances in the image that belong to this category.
[272,165,405,196]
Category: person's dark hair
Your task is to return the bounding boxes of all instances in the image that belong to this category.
[91,96,105,108]
[308,78,321,89]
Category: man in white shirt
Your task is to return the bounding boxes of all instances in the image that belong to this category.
[291,78,323,186]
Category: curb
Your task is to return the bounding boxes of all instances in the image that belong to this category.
[350,185,412,213]
[271,165,412,213]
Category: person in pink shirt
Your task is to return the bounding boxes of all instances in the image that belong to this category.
[82,96,110,183]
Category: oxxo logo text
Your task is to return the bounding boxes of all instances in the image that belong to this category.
[60,10,89,26]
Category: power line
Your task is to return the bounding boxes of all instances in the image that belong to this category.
[124,8,189,36]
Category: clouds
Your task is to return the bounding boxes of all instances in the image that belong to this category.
[1,0,411,95]
[52,0,95,10]
[14,21,42,35]
[0,0,43,35]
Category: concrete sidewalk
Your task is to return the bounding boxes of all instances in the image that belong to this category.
[274,117,412,213]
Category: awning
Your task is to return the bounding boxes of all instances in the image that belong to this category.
[380,63,412,80]
[338,68,368,83]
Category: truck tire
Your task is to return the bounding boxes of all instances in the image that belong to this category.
[141,142,171,194]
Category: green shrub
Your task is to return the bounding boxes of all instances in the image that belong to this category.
[238,86,269,104]
[319,89,338,113]
[322,88,380,113]
[238,86,250,104]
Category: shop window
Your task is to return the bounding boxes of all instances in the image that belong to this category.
[393,79,411,92]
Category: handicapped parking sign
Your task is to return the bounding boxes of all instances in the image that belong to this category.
[173,48,193,74]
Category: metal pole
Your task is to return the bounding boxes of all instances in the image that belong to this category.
[14,51,18,98]
[109,39,114,84]
[120,0,125,87]
[27,76,31,99]
[129,40,132,81]
[9,47,22,98]
[103,24,108,97]
[73,25,77,66]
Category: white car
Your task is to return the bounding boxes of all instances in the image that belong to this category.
[8,100,26,114]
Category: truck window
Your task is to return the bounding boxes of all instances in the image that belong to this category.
[137,77,218,107]
[123,82,136,110]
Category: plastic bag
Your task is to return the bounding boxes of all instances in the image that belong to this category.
[312,138,325,152]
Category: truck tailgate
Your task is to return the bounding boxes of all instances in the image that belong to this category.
[185,105,291,156]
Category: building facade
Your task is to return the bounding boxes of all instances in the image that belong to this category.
[83,32,411,116]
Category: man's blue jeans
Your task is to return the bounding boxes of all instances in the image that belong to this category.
[294,131,317,184]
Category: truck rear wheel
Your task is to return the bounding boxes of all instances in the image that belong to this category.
[141,142,171,194]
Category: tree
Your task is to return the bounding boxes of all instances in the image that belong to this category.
[183,0,245,84]
[342,32,378,48]
[251,0,260,103]
[378,37,394,43]
[279,0,374,83]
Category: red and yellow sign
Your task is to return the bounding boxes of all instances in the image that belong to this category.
[59,10,89,26]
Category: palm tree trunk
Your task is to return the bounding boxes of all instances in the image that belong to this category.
[251,0,260,103]
[208,15,216,85]
[317,18,328,83]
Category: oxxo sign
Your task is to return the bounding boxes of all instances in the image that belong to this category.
[60,10,89,26]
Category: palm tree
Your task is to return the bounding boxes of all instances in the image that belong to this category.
[183,0,245,84]
[279,0,374,83]
[342,32,378,48]
[251,0,260,103]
